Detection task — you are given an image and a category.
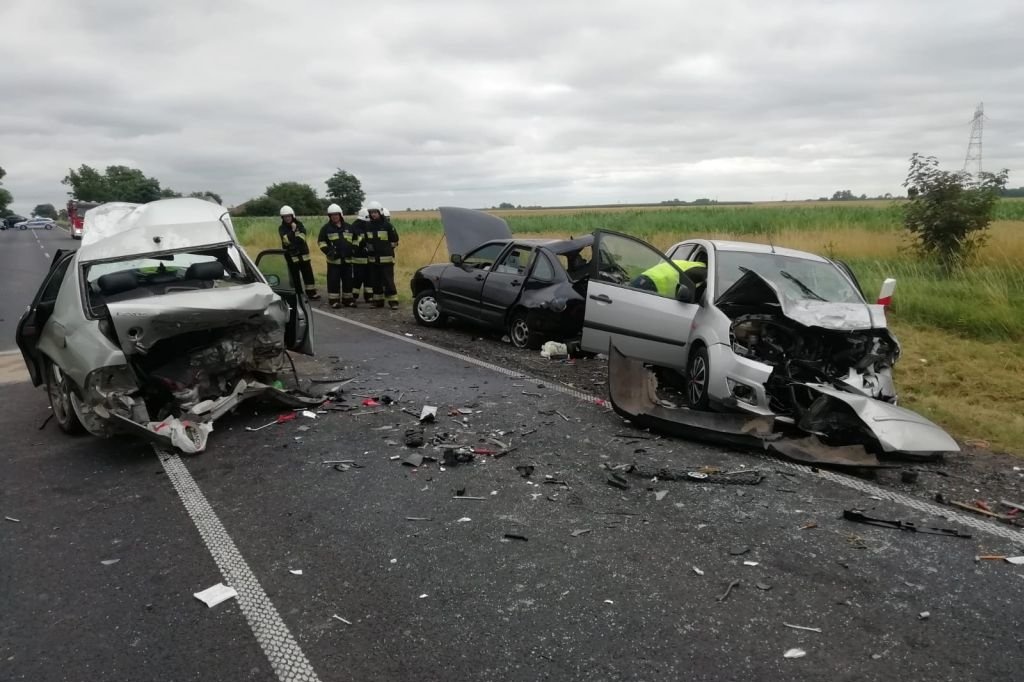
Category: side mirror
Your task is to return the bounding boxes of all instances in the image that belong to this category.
[675,279,695,304]
[266,273,281,286]
[450,254,463,266]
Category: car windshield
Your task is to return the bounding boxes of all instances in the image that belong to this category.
[715,250,863,304]
[84,245,255,308]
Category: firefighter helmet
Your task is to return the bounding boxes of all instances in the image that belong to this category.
[326,203,343,216]
[279,205,295,217]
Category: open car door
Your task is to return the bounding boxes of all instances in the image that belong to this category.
[16,250,76,386]
[580,231,699,369]
[254,249,314,355]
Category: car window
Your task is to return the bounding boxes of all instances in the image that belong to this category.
[667,243,695,260]
[40,256,73,302]
[595,233,682,299]
[494,246,534,275]
[715,250,864,304]
[557,245,593,282]
[462,243,505,270]
[531,252,556,282]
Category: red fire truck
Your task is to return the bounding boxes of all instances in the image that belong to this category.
[67,200,100,240]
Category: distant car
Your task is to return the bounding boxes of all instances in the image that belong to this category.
[410,207,594,348]
[18,217,55,230]
[16,198,317,453]
[2,215,27,230]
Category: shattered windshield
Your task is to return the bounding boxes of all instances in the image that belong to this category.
[715,251,863,304]
[84,245,256,308]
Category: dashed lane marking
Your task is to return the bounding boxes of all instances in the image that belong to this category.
[156,448,321,682]
[314,308,1024,544]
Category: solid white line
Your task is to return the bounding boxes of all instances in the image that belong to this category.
[156,448,321,682]
[313,307,1024,543]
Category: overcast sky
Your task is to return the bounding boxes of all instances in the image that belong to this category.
[1,0,1021,212]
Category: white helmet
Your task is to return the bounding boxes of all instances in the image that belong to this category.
[366,200,383,212]
[279,205,295,217]
[326,203,343,216]
[382,207,391,218]
[357,207,369,221]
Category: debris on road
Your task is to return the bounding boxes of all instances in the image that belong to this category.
[246,412,298,432]
[402,453,424,467]
[784,648,807,659]
[901,470,919,484]
[419,405,437,423]
[193,583,238,608]
[626,463,765,486]
[743,561,760,567]
[842,510,972,538]
[456,517,472,523]
[800,521,818,530]
[503,533,529,542]
[404,428,425,448]
[571,529,592,538]
[453,495,487,500]
[406,517,432,521]
[289,569,303,576]
[717,580,740,602]
[729,547,750,556]
[948,500,1020,523]
[100,559,120,566]
[692,567,705,576]
[606,473,630,490]
[540,341,568,359]
[654,490,668,501]
[919,611,930,620]
[783,622,822,633]
[755,582,773,591]
[361,398,381,407]
[515,464,535,478]
[332,614,353,625]
[419,593,428,599]
[1005,556,1024,565]
[4,516,21,523]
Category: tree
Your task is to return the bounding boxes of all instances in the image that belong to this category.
[160,187,182,198]
[497,202,515,209]
[62,164,163,203]
[324,170,365,215]
[831,189,856,201]
[241,196,280,216]
[0,166,10,216]
[265,182,321,215]
[33,203,57,219]
[902,153,1009,272]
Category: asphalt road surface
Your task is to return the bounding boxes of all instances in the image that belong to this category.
[1,237,1022,681]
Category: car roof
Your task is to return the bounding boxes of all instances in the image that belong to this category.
[515,235,594,254]
[77,198,236,263]
[702,239,830,263]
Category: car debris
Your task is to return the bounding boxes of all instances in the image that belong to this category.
[402,453,424,467]
[404,427,425,448]
[624,463,765,485]
[605,344,956,468]
[100,559,120,566]
[502,533,529,542]
[1005,556,1024,565]
[419,405,437,423]
[4,516,21,523]
[331,614,353,625]
[572,529,592,538]
[515,464,535,478]
[717,580,740,602]
[654,490,668,501]
[918,611,930,620]
[692,566,705,576]
[842,510,972,538]
[948,500,1020,524]
[783,648,807,659]
[783,623,822,633]
[606,473,630,490]
[541,342,569,359]
[245,411,298,432]
[194,583,238,608]
[289,569,303,576]
[16,199,324,454]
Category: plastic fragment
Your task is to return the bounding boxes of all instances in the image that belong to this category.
[784,648,807,659]
[289,569,303,576]
[692,567,704,576]
[194,583,238,608]
[100,559,120,566]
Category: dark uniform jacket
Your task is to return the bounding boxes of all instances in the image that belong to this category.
[278,219,311,262]
[362,218,400,264]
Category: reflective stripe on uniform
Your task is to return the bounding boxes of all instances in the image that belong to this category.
[301,254,312,262]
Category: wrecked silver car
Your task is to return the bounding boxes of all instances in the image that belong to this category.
[581,232,958,466]
[15,198,318,453]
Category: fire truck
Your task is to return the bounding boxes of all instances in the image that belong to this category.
[67,200,100,240]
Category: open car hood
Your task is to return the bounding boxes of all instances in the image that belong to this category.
[717,270,886,331]
[439,207,512,257]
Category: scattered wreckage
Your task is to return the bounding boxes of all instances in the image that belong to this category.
[410,207,593,348]
[577,232,959,467]
[16,198,321,453]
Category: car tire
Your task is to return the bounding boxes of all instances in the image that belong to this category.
[508,311,542,350]
[45,360,85,435]
[686,344,711,410]
[413,290,445,327]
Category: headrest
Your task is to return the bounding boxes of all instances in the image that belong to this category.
[185,261,225,280]
[97,271,139,296]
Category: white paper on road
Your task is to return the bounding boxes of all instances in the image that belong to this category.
[1006,556,1024,565]
[194,583,238,608]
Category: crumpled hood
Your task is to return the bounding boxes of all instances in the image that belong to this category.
[439,207,511,256]
[717,270,886,331]
[106,283,286,355]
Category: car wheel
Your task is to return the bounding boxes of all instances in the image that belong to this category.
[508,311,542,350]
[413,290,445,327]
[686,344,711,410]
[45,360,85,434]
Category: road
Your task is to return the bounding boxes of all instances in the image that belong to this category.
[1,229,1022,681]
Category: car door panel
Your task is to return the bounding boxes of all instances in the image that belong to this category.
[255,249,313,355]
[581,231,699,370]
[17,250,75,386]
[439,242,509,321]
[479,245,533,326]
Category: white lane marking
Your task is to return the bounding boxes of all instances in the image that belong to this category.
[44,252,50,259]
[314,308,1024,543]
[0,349,23,356]
[156,448,321,682]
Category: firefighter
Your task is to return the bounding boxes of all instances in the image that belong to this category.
[630,260,706,298]
[363,200,400,309]
[317,204,355,308]
[349,207,371,303]
[278,206,319,299]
